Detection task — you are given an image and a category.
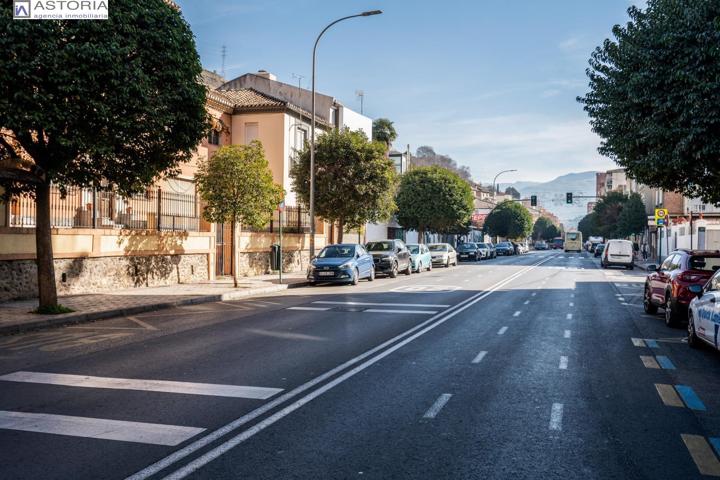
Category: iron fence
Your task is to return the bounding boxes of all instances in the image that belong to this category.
[4,185,201,232]
[247,206,311,234]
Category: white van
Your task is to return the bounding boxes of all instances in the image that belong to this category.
[601,239,634,269]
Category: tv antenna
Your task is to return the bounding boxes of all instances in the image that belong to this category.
[221,44,227,78]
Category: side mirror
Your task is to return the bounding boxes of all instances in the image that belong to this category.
[646,264,657,272]
[689,284,704,298]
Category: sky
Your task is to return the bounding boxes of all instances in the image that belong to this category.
[176,0,647,186]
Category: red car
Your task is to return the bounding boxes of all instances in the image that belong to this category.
[644,249,720,326]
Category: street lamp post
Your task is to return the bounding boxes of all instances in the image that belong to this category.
[309,10,382,257]
[492,169,518,200]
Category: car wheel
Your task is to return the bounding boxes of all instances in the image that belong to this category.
[427,262,432,271]
[643,286,658,314]
[627,264,634,270]
[368,268,375,282]
[404,262,412,276]
[351,268,359,286]
[688,311,701,349]
[389,262,398,278]
[665,295,679,327]
[445,258,450,268]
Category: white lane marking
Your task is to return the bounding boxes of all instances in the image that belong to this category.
[549,403,564,431]
[423,394,453,419]
[570,294,575,298]
[618,297,626,302]
[531,292,537,297]
[569,302,574,307]
[564,330,571,338]
[126,316,159,331]
[127,254,560,480]
[364,309,438,315]
[513,311,522,317]
[523,300,530,305]
[287,306,331,311]
[0,410,204,446]
[0,372,282,400]
[640,355,660,369]
[559,356,568,370]
[498,326,508,335]
[631,338,646,347]
[566,313,573,320]
[472,351,487,364]
[682,434,720,476]
[313,301,450,308]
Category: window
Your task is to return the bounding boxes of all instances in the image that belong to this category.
[208,130,220,145]
[295,128,308,148]
[330,107,339,128]
[661,254,677,271]
[689,256,720,272]
[245,123,259,143]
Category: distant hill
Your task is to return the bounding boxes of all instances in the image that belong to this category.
[500,171,598,227]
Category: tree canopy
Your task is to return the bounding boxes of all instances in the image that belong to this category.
[617,192,648,237]
[593,191,629,238]
[533,216,559,240]
[411,146,472,182]
[484,200,533,239]
[579,0,720,203]
[196,143,283,287]
[371,118,398,149]
[291,128,396,242]
[578,212,599,240]
[395,166,474,240]
[0,0,209,308]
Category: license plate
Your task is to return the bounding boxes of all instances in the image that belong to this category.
[460,254,468,257]
[318,271,334,276]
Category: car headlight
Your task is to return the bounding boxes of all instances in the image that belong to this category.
[339,261,353,269]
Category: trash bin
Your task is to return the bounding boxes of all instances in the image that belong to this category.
[270,244,281,271]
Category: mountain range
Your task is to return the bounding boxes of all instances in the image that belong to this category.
[499,171,598,228]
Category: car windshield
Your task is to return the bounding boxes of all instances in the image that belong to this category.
[428,244,447,252]
[408,245,420,254]
[460,243,476,249]
[498,242,512,247]
[689,256,720,272]
[566,233,579,241]
[366,241,393,252]
[477,243,488,248]
[318,245,355,258]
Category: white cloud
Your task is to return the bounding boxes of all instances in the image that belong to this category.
[559,37,581,52]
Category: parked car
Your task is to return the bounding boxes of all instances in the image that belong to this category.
[307,243,375,285]
[644,249,720,326]
[486,242,497,258]
[601,239,634,269]
[457,242,482,261]
[688,270,720,349]
[407,243,432,273]
[552,237,564,250]
[495,242,515,256]
[428,243,457,267]
[475,242,491,259]
[366,239,412,277]
[593,243,605,258]
[534,240,548,250]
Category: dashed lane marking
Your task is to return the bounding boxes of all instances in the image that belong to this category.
[472,351,487,364]
[287,306,331,312]
[682,434,720,477]
[569,302,574,307]
[676,385,706,411]
[0,372,283,400]
[655,384,684,407]
[631,338,646,347]
[423,394,453,419]
[645,339,660,349]
[313,301,450,308]
[524,300,530,305]
[531,292,537,297]
[364,309,438,315]
[566,313,573,320]
[549,403,564,431]
[498,326,508,335]
[640,355,661,369]
[559,356,568,369]
[656,355,676,370]
[0,410,205,447]
[513,311,522,317]
[564,330,571,338]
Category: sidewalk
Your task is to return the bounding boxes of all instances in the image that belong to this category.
[0,273,308,334]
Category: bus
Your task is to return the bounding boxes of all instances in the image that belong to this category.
[564,231,583,253]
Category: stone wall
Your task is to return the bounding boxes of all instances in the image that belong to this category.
[236,249,310,277]
[0,254,208,303]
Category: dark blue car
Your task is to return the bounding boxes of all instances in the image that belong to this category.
[307,244,375,285]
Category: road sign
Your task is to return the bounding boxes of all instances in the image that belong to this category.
[655,208,668,226]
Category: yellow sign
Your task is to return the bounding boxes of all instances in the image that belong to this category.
[654,208,668,220]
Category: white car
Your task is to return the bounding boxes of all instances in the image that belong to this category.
[601,239,634,270]
[428,243,457,268]
[688,270,720,349]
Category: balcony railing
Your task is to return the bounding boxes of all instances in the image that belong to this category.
[3,185,201,232]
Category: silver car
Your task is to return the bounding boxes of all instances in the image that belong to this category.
[428,243,457,267]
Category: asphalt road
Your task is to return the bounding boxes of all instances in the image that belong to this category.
[3,250,720,479]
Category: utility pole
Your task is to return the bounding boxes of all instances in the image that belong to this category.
[220,45,227,78]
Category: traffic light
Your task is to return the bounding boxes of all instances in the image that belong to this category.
[566,192,573,204]
[530,195,537,207]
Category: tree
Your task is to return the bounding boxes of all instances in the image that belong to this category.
[483,200,533,240]
[0,1,209,310]
[532,216,557,240]
[291,129,396,243]
[579,0,720,203]
[593,191,628,238]
[578,212,599,239]
[505,186,521,199]
[395,166,474,241]
[617,193,648,237]
[196,143,283,287]
[411,146,473,182]
[372,118,398,150]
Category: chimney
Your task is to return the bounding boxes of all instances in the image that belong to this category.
[255,70,277,81]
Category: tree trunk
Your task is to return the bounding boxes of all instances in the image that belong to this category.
[35,182,58,308]
[231,218,238,288]
[337,219,344,244]
[418,227,425,244]
[328,221,335,244]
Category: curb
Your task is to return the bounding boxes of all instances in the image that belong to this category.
[0,281,308,335]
